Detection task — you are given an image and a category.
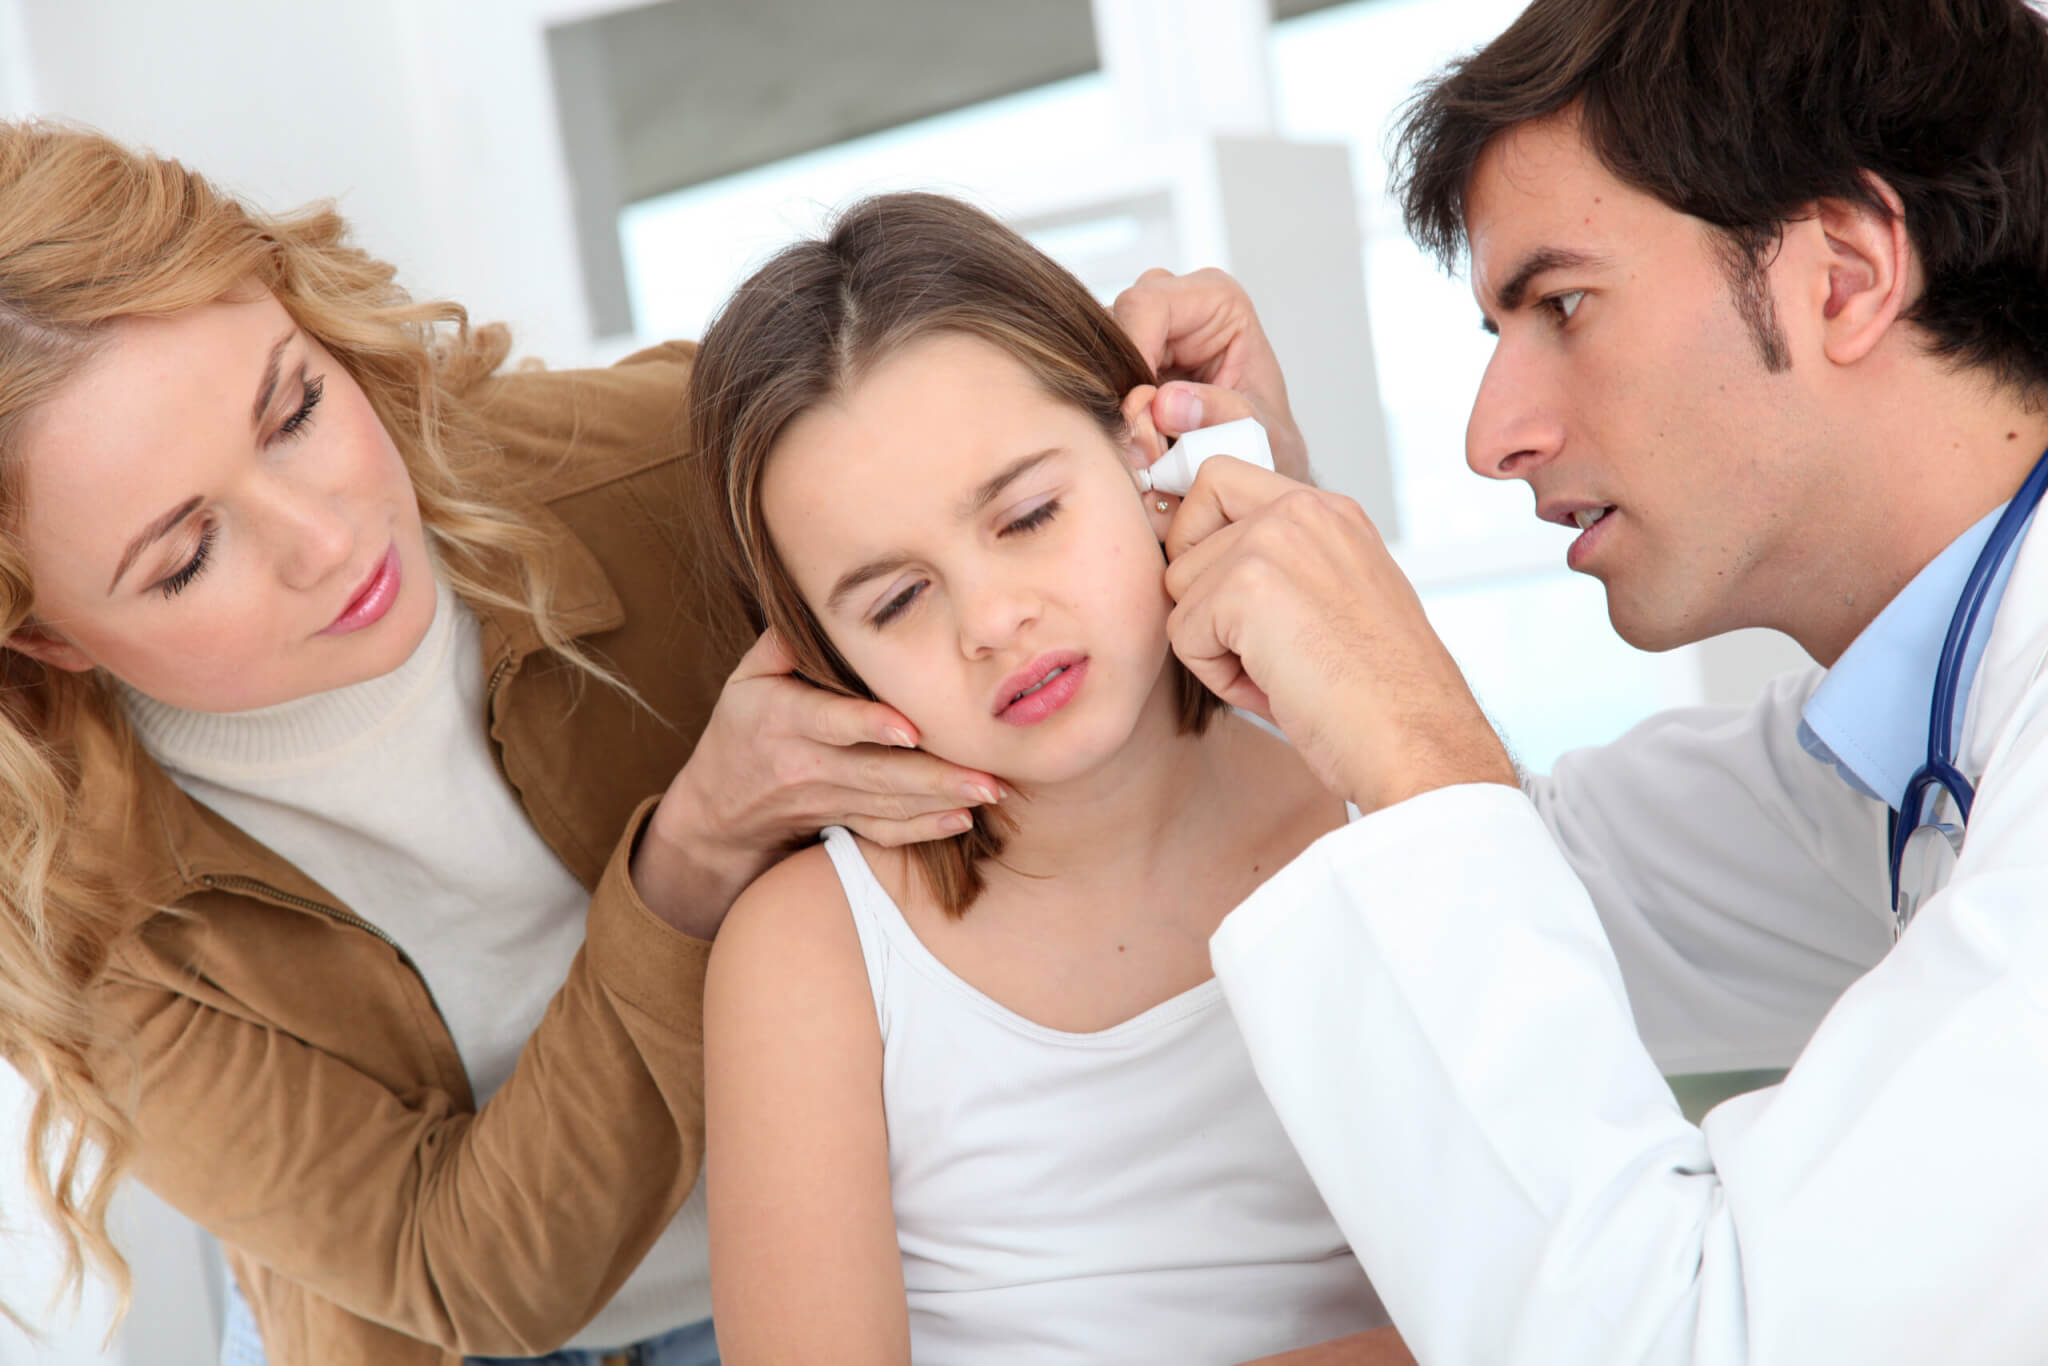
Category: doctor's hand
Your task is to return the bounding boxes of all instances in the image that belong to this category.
[1112,267,1311,483]
[1164,458,1516,816]
[632,631,1002,940]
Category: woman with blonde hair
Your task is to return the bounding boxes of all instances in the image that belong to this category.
[0,122,1002,1366]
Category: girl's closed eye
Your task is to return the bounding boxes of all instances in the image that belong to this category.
[871,578,927,629]
[157,522,217,599]
[1000,496,1060,537]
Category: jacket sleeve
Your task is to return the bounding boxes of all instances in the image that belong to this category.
[101,799,709,1357]
[1210,697,2048,1363]
[1527,667,1895,1075]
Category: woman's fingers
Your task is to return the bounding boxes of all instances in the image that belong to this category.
[841,807,979,849]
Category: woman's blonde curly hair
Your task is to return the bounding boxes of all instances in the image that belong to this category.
[0,120,612,1329]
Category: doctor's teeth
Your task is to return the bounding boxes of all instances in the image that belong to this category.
[1572,508,1609,531]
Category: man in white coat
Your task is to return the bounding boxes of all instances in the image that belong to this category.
[1113,0,2048,1361]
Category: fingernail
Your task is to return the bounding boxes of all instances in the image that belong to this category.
[884,727,915,748]
[941,812,974,834]
[1161,384,1203,432]
[964,783,1000,804]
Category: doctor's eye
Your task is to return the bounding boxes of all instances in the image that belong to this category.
[1543,291,1587,324]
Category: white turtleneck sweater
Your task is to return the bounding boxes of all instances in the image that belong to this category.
[122,579,711,1352]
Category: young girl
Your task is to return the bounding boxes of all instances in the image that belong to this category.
[0,123,999,1366]
[695,194,1392,1364]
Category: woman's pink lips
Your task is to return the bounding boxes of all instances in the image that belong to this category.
[995,654,1088,726]
[319,544,401,636]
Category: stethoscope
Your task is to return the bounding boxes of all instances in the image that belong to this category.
[1888,445,2048,934]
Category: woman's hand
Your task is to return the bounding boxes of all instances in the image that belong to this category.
[1112,267,1311,483]
[630,631,1003,938]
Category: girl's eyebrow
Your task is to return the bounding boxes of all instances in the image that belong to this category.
[827,552,917,615]
[957,447,1061,518]
[826,447,1069,612]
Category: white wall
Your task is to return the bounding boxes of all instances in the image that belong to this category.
[15,0,605,368]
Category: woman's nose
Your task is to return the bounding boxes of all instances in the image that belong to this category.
[259,480,357,591]
[1466,346,1566,483]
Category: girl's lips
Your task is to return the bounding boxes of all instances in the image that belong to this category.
[994,653,1089,726]
[320,543,401,636]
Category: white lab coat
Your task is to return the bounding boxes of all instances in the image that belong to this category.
[1210,517,2048,1364]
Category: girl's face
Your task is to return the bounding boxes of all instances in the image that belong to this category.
[762,332,1176,787]
[7,292,437,711]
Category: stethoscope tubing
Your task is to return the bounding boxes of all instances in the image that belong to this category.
[1888,446,2048,908]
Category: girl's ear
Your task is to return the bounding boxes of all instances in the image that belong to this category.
[1119,385,1179,540]
[5,625,95,673]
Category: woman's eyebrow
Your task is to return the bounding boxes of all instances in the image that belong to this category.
[108,496,203,594]
[249,329,298,424]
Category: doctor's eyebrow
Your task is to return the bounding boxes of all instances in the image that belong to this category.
[1479,247,1608,334]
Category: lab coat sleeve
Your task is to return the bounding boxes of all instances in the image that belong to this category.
[1212,701,2048,1365]
[1529,668,1895,1074]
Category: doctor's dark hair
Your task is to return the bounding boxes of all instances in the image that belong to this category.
[1393,0,2048,396]
[690,191,1223,916]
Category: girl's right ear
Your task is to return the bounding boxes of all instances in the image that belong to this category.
[4,625,94,672]
[1120,385,1179,539]
[1120,384,1165,477]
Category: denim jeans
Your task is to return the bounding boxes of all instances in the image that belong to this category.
[220,1276,720,1366]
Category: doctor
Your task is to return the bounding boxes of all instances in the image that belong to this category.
[1115,0,2048,1361]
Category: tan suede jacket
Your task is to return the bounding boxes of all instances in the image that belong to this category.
[79,342,738,1366]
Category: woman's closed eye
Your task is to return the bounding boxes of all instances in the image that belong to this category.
[157,522,218,599]
[269,372,325,446]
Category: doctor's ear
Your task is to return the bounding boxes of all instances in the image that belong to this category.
[1809,174,1915,368]
[4,623,94,673]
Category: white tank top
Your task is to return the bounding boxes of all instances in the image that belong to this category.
[819,827,1388,1364]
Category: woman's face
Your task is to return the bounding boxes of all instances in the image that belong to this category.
[762,331,1177,788]
[7,292,437,711]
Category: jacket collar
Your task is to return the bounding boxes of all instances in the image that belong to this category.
[91,496,624,919]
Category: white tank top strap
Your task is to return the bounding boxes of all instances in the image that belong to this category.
[818,825,899,1037]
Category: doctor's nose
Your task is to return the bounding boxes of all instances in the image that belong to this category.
[1466,350,1566,484]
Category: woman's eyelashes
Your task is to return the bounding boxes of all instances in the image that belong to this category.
[270,372,325,445]
[866,496,1064,629]
[157,523,217,599]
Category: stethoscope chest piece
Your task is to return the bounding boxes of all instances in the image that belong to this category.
[1894,814,1963,938]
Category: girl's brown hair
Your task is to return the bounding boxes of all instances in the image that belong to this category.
[0,120,616,1324]
[691,192,1221,914]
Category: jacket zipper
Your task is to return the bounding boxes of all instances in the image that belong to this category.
[196,872,442,1018]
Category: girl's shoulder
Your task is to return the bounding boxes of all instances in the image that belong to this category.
[714,842,859,973]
